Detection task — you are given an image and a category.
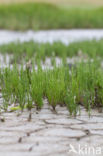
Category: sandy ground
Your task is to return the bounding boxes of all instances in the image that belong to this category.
[0,0,103,7]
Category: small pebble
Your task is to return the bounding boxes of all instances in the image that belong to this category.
[0,117,5,122]
[18,137,22,143]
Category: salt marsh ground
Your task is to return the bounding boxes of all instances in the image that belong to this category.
[0,1,103,155]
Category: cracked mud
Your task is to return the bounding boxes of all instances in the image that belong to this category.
[0,101,103,156]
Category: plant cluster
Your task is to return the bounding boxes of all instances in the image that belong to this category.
[0,40,103,63]
[0,61,103,115]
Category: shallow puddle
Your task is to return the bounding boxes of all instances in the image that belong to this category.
[1,29,103,45]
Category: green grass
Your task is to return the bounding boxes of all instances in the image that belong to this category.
[0,39,103,115]
[0,39,103,63]
[0,3,103,30]
[0,60,103,115]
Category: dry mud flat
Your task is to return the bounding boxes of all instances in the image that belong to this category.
[0,101,103,156]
